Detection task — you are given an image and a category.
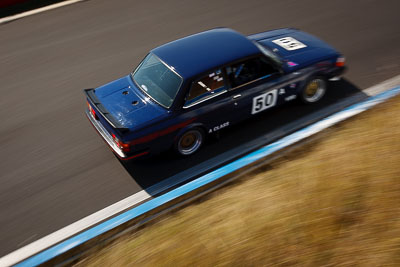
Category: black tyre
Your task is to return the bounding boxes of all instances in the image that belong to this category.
[175,128,204,156]
[300,77,327,104]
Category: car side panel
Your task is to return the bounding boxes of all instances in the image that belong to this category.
[227,70,311,120]
[177,91,238,135]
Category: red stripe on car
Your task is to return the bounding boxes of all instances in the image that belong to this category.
[131,118,196,145]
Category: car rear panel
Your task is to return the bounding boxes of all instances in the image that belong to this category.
[94,75,168,129]
[84,75,172,158]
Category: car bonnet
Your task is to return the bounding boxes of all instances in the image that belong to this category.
[249,28,339,71]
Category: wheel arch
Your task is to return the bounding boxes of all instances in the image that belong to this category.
[174,122,207,143]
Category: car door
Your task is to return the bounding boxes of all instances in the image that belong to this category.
[225,56,298,121]
[182,69,237,134]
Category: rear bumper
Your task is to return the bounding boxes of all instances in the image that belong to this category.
[85,109,127,158]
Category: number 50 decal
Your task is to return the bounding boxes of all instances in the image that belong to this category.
[251,89,278,114]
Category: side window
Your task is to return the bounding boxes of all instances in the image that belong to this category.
[226,57,277,88]
[184,69,226,107]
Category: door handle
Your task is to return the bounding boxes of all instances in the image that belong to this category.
[233,94,242,99]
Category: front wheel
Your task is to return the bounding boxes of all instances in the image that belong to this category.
[175,128,204,156]
[300,77,327,104]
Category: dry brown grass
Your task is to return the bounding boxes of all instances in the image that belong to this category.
[77,95,400,267]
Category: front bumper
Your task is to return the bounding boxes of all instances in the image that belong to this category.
[85,109,127,158]
[328,66,347,81]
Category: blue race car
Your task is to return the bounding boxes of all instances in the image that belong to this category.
[85,27,346,160]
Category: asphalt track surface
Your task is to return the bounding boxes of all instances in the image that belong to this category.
[0,0,399,257]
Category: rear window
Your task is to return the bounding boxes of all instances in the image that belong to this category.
[132,53,183,108]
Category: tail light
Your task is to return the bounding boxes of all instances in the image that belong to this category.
[111,133,130,152]
[335,56,345,67]
[87,101,98,120]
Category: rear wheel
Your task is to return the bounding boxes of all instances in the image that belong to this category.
[175,128,204,156]
[300,77,327,104]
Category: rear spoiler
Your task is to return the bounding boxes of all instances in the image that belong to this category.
[84,88,129,133]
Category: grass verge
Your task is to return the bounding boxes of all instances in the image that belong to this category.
[77,95,400,266]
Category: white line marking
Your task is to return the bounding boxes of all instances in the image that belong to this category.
[0,0,85,25]
[16,235,37,248]
[364,74,400,96]
[1,74,400,267]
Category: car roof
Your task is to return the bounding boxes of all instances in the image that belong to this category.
[151,28,261,79]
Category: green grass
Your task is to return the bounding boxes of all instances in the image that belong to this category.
[77,95,400,267]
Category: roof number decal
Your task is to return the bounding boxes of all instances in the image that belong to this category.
[272,37,307,51]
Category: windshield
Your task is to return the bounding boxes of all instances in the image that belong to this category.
[132,53,183,108]
[253,41,283,68]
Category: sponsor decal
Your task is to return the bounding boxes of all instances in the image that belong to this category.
[209,121,230,133]
[285,95,297,101]
[287,61,298,67]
